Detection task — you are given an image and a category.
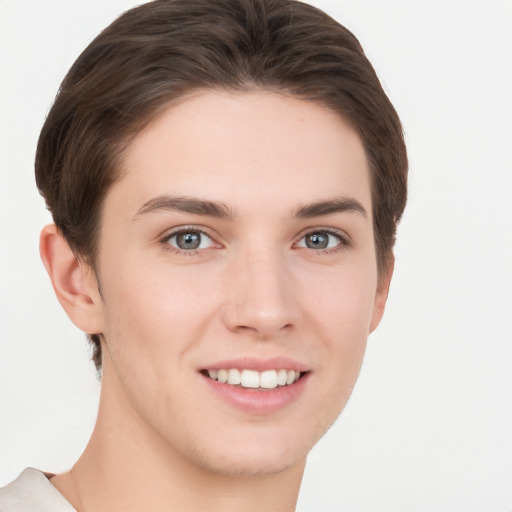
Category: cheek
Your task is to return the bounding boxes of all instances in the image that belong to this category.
[301,267,376,391]
[97,260,218,423]
[304,265,377,336]
[99,257,218,365]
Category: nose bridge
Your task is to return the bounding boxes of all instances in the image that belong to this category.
[223,242,300,338]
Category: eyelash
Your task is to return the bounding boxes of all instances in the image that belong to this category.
[160,226,217,256]
[159,227,351,255]
[294,228,351,255]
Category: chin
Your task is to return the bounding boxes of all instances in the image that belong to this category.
[180,421,328,479]
[194,446,306,478]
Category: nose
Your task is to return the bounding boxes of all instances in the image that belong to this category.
[221,248,301,340]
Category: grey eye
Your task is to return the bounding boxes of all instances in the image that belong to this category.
[297,231,343,250]
[305,233,328,249]
[167,231,214,251]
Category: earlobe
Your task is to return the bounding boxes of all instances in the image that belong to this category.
[369,256,394,333]
[39,224,104,335]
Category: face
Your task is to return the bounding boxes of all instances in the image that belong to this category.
[91,90,389,477]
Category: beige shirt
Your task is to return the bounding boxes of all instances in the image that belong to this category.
[0,468,76,512]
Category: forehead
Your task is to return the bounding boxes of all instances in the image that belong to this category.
[112,90,371,217]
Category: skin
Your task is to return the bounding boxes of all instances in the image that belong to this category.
[41,90,392,512]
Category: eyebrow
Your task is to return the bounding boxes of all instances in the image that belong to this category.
[135,195,234,219]
[134,195,367,220]
[294,197,367,219]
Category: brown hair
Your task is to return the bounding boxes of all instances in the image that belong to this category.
[36,0,407,370]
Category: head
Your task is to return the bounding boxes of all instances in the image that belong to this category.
[36,0,407,371]
[36,0,407,478]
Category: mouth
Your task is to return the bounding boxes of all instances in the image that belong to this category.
[201,368,305,390]
[200,360,310,413]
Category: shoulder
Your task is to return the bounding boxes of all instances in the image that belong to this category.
[0,468,76,512]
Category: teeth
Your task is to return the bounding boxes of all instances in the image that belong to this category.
[228,369,241,385]
[206,368,303,389]
[241,369,260,388]
[260,370,278,389]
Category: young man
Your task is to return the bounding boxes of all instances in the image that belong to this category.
[0,0,407,510]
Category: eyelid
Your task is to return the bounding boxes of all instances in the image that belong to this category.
[159,225,222,254]
[294,227,351,252]
[157,224,351,255]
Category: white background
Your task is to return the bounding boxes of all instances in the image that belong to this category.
[1,1,511,511]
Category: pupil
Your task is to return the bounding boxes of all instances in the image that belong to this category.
[177,232,201,250]
[306,233,328,249]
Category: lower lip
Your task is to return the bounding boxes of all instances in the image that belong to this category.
[202,373,309,414]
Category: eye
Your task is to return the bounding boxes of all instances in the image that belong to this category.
[165,229,215,251]
[296,230,346,251]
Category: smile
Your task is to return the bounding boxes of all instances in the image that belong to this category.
[203,368,302,389]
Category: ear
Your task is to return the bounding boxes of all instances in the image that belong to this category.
[369,256,394,333]
[39,224,104,335]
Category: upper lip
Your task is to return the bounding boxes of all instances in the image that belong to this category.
[200,356,309,372]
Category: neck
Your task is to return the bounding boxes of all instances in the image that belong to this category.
[52,357,306,512]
